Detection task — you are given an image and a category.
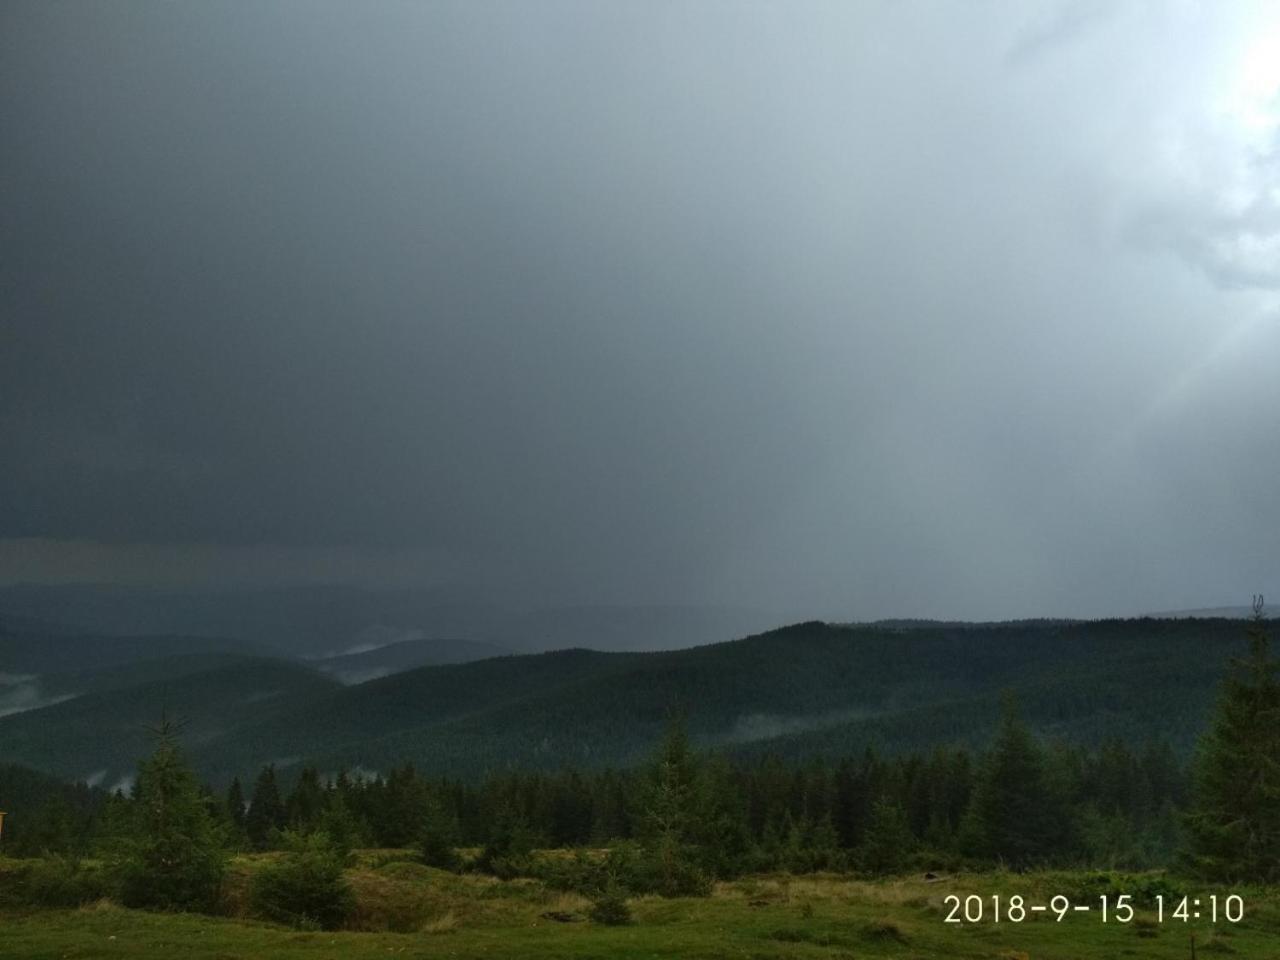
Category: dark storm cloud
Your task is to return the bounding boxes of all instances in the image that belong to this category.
[2,1,1277,617]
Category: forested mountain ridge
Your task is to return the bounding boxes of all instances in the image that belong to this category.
[0,657,340,788]
[311,637,515,683]
[0,617,1248,787]
[287,617,1239,778]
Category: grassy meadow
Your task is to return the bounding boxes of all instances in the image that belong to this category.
[2,852,1277,960]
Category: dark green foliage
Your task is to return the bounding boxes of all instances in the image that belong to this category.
[477,803,539,878]
[111,719,227,912]
[249,830,354,930]
[961,698,1070,867]
[5,795,80,858]
[378,765,431,847]
[857,797,915,873]
[0,764,102,857]
[589,880,633,925]
[1183,602,1280,882]
[22,856,112,907]
[224,777,248,849]
[633,716,713,896]
[419,793,462,871]
[226,777,247,826]
[246,765,286,850]
[286,768,325,829]
[314,792,364,858]
[220,703,1189,879]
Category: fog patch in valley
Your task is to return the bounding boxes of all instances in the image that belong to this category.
[324,625,427,659]
[330,667,393,685]
[721,708,881,746]
[0,672,78,717]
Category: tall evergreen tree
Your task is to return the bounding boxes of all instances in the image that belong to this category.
[961,696,1066,867]
[247,765,286,850]
[636,714,712,895]
[857,796,915,874]
[226,778,246,821]
[286,767,325,831]
[1183,596,1280,881]
[225,777,248,840]
[113,716,227,911]
[315,791,363,857]
[419,792,462,871]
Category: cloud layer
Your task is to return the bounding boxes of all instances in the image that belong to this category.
[2,1,1277,619]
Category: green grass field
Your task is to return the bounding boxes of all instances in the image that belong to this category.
[3,854,1277,959]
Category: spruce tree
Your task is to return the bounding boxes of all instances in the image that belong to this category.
[857,796,915,874]
[249,830,354,930]
[419,792,462,871]
[286,767,325,831]
[226,778,247,826]
[1183,596,1280,881]
[477,801,537,876]
[247,765,286,850]
[961,696,1064,867]
[636,714,712,895]
[315,792,363,858]
[113,715,227,911]
[225,777,248,847]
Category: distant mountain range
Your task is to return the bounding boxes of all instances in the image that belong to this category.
[0,613,1262,790]
[0,584,781,656]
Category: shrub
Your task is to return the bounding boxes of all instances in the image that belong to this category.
[589,882,633,926]
[475,805,538,877]
[530,848,606,894]
[599,839,710,898]
[25,856,112,907]
[250,831,355,930]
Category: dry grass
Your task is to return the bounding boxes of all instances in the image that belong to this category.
[544,892,592,915]
[420,910,459,934]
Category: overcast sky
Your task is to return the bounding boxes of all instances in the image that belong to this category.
[2,0,1277,620]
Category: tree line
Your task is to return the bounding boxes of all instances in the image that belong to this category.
[5,707,1188,875]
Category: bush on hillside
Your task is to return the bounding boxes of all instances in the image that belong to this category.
[589,880,633,926]
[24,856,113,907]
[250,831,355,930]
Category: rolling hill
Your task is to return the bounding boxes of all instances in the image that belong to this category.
[0,617,1258,788]
[0,656,340,788]
[311,637,514,683]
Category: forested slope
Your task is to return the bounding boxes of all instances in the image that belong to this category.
[0,618,1246,785]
